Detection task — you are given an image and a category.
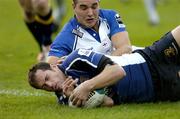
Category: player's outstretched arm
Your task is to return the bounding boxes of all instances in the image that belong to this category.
[111,31,132,56]
[69,64,126,107]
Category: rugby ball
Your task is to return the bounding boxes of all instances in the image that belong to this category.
[69,89,106,108]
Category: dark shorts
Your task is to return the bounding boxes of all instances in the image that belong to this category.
[135,32,180,101]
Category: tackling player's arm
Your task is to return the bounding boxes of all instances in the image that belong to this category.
[111,31,132,56]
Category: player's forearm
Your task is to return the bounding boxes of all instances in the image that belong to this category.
[47,56,60,64]
[111,31,132,56]
[82,64,126,92]
[111,45,132,56]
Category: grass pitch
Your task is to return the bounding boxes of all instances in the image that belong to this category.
[0,0,180,119]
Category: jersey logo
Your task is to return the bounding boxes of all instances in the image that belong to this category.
[115,14,123,24]
[78,49,92,56]
[72,29,83,38]
[115,14,125,28]
[164,46,176,57]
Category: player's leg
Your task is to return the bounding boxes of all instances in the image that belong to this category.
[172,25,180,64]
[19,0,44,60]
[171,25,180,48]
[172,26,180,100]
[53,0,66,26]
[150,26,180,64]
[32,0,59,62]
[32,0,50,16]
[139,26,180,101]
[19,0,35,22]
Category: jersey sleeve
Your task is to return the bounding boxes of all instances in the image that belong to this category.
[96,55,115,75]
[59,49,105,79]
[48,23,75,57]
[100,9,126,37]
[55,92,68,105]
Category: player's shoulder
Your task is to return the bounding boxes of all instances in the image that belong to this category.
[62,17,79,32]
[67,49,103,63]
[99,9,123,24]
[56,18,80,39]
[99,9,118,18]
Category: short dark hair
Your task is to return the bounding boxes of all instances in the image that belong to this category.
[28,62,51,89]
[73,0,100,4]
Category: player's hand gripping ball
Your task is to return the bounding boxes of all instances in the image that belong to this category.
[69,88,107,108]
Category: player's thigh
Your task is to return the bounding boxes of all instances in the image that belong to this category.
[150,32,179,64]
[31,0,49,10]
[171,25,180,47]
[19,0,33,11]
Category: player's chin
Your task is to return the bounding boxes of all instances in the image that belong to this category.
[85,21,96,28]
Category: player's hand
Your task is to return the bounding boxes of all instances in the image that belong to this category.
[62,76,78,97]
[69,82,91,107]
[57,56,67,64]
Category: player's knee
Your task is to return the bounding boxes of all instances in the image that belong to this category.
[33,0,49,14]
[176,25,180,32]
[33,0,49,12]
[175,26,180,46]
[24,11,35,22]
[19,0,34,13]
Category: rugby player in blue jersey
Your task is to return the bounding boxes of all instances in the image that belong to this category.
[47,0,132,64]
[28,25,180,107]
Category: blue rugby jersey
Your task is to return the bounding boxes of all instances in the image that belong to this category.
[49,9,126,57]
[107,54,154,103]
[58,49,104,83]
[58,49,154,104]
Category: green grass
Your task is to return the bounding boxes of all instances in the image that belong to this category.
[0,0,180,119]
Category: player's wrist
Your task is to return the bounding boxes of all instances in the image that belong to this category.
[81,80,94,92]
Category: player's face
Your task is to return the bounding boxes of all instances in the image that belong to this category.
[73,0,99,28]
[34,67,65,92]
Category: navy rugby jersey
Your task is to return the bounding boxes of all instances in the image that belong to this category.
[49,9,126,57]
[57,49,154,104]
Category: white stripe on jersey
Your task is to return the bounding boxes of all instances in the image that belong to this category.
[65,58,98,73]
[106,53,146,66]
[74,19,113,55]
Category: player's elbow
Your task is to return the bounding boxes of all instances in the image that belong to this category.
[118,66,126,79]
[112,65,126,80]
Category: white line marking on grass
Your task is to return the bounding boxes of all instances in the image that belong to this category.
[0,89,53,97]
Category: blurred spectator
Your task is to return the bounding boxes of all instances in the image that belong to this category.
[120,0,160,25]
[144,0,159,25]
